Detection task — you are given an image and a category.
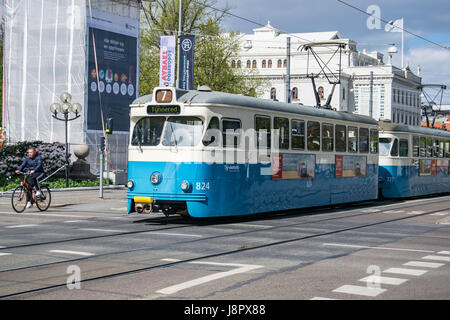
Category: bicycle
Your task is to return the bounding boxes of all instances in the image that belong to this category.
[11,172,51,213]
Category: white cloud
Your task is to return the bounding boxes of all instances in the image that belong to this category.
[405,47,450,103]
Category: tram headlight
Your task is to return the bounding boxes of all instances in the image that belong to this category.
[181,180,190,192]
[127,180,134,189]
[150,172,161,185]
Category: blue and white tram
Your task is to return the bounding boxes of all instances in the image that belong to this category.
[126,86,379,217]
[378,121,450,198]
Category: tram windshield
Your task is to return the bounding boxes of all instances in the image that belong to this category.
[131,116,204,147]
[379,137,392,156]
[131,117,165,146]
[162,117,204,147]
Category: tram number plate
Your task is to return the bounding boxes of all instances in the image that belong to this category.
[196,182,210,191]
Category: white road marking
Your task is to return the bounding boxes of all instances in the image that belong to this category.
[64,220,85,223]
[437,251,450,255]
[156,260,263,295]
[430,212,448,216]
[406,211,424,215]
[161,258,181,262]
[361,209,381,213]
[5,224,38,228]
[422,255,450,262]
[310,297,338,300]
[359,275,407,286]
[0,212,86,218]
[80,228,124,233]
[0,253,12,257]
[322,243,434,253]
[383,210,405,214]
[152,232,202,238]
[333,285,386,297]
[383,267,428,276]
[49,250,94,256]
[403,261,444,269]
[237,223,274,228]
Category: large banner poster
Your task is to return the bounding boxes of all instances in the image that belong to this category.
[159,36,176,87]
[179,35,195,90]
[86,9,138,133]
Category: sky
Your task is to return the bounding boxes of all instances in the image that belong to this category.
[219,0,450,104]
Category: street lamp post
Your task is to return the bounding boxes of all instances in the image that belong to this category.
[49,93,82,188]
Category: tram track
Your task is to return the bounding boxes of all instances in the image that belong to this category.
[1,196,449,299]
[1,194,449,252]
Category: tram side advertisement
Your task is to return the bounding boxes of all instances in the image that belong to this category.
[87,27,138,132]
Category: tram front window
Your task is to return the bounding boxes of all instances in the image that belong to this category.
[131,117,165,146]
[379,137,392,156]
[162,116,204,147]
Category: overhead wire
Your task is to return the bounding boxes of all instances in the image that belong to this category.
[336,0,450,51]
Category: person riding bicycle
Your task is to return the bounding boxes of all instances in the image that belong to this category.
[15,147,45,209]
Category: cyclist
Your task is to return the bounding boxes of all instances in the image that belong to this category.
[15,147,45,209]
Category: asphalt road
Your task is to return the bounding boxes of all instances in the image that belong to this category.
[0,189,449,304]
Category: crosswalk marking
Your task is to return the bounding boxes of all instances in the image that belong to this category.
[383,267,428,276]
[406,211,424,215]
[430,212,448,216]
[0,253,12,257]
[333,285,386,297]
[5,224,38,228]
[403,261,444,269]
[422,255,450,262]
[359,275,407,286]
[49,250,94,256]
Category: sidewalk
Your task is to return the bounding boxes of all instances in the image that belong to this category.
[0,186,127,208]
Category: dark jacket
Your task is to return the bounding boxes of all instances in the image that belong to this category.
[18,153,44,173]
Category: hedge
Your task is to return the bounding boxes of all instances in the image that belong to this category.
[0,141,70,185]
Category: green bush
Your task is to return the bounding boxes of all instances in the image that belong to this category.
[0,140,69,179]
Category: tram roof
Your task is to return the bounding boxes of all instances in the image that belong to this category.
[379,121,450,138]
[132,88,378,126]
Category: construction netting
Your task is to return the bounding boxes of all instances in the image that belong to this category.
[2,0,140,174]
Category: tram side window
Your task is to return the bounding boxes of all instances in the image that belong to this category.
[426,138,433,157]
[446,141,450,158]
[222,119,241,148]
[274,117,289,150]
[322,123,334,152]
[391,138,399,156]
[307,121,320,151]
[370,129,378,153]
[439,141,445,158]
[348,126,358,153]
[433,140,440,158]
[255,116,271,149]
[335,125,346,152]
[399,139,409,157]
[291,119,305,150]
[203,117,220,146]
[412,136,420,157]
[419,137,426,157]
[131,116,165,146]
[359,128,369,153]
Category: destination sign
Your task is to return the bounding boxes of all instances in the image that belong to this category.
[147,105,180,114]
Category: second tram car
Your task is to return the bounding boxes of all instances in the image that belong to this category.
[378,121,450,198]
[127,87,380,217]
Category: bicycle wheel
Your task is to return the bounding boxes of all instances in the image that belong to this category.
[36,186,51,211]
[11,186,27,213]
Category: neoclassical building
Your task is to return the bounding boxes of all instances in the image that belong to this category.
[230,22,422,126]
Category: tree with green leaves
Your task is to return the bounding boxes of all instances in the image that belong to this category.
[139,0,268,97]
